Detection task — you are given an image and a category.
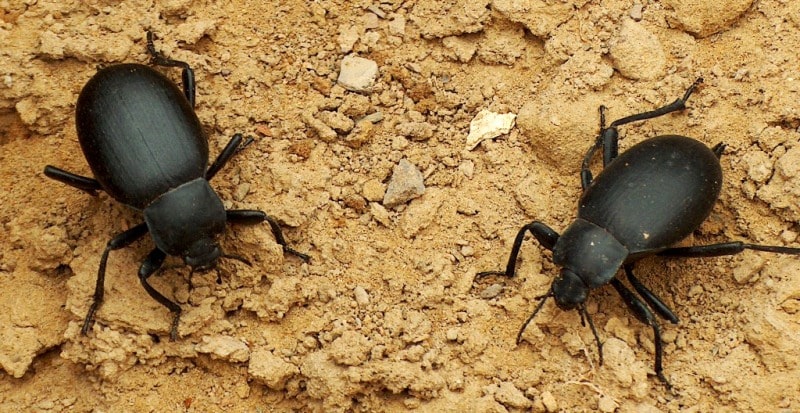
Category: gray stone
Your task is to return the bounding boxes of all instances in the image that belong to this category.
[383,159,425,208]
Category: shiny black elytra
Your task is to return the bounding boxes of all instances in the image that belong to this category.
[477,78,800,387]
[44,32,309,340]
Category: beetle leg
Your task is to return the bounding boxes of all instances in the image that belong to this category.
[226,209,311,262]
[711,142,726,158]
[206,134,254,181]
[610,278,671,388]
[138,248,183,341]
[580,137,601,190]
[601,128,619,167]
[146,31,196,107]
[659,241,800,258]
[82,223,150,336]
[44,165,102,195]
[582,106,622,190]
[476,221,560,279]
[608,78,703,129]
[624,264,679,323]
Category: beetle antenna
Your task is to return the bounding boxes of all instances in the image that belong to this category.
[579,304,604,366]
[516,292,552,345]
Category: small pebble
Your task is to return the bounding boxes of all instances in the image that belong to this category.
[479,283,503,299]
[354,285,370,305]
[383,159,425,208]
[362,179,386,202]
[196,335,250,362]
[494,382,532,409]
[234,183,250,201]
[459,160,475,178]
[541,391,558,412]
[630,4,644,21]
[465,109,516,150]
[609,20,665,80]
[337,55,379,93]
[598,395,618,412]
[446,328,460,341]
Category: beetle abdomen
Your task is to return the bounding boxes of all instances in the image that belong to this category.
[76,64,207,209]
[578,135,722,253]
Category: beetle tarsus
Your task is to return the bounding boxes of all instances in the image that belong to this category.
[138,248,184,340]
[146,30,196,106]
[169,312,181,341]
[608,78,703,129]
[611,278,669,386]
[712,142,726,158]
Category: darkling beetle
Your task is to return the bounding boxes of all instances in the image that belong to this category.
[44,32,309,340]
[477,78,800,387]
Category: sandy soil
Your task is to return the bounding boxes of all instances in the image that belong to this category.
[2,1,800,412]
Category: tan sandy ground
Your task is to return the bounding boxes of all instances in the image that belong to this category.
[1,1,800,412]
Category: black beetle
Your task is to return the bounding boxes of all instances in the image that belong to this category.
[477,78,800,386]
[44,32,309,340]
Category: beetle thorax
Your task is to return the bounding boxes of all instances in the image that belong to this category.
[551,218,630,290]
[143,178,226,264]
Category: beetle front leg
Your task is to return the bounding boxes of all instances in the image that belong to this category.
[226,209,310,262]
[137,248,183,341]
[82,223,150,336]
[476,221,559,279]
[44,165,103,195]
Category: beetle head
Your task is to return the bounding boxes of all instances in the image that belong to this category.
[551,268,588,311]
[184,238,222,270]
[144,178,227,268]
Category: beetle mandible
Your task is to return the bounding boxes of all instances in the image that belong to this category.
[477,78,800,386]
[44,32,309,340]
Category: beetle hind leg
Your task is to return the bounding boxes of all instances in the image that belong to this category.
[608,78,703,129]
[582,78,704,191]
[145,31,196,107]
[659,241,800,258]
